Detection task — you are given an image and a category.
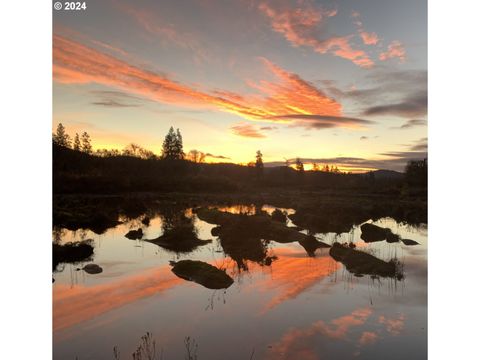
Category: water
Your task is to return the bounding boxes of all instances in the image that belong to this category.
[53,205,427,360]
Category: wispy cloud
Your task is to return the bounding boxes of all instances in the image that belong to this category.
[270,114,374,129]
[259,1,374,68]
[91,100,140,108]
[393,119,427,129]
[230,123,266,138]
[264,137,427,171]
[205,153,231,160]
[321,69,427,108]
[90,90,147,107]
[55,35,367,131]
[115,0,210,64]
[363,91,427,118]
[379,40,406,63]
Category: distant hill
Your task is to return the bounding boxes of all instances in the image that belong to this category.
[370,169,404,179]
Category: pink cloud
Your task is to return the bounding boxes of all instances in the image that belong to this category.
[379,41,406,62]
[359,31,379,46]
[259,1,374,68]
[351,10,379,46]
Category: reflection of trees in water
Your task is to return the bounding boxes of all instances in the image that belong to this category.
[146,206,210,254]
[52,227,66,244]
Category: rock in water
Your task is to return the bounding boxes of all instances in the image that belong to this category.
[401,239,420,246]
[211,226,222,236]
[386,232,401,243]
[360,223,390,242]
[82,264,103,274]
[171,260,234,289]
[125,228,143,240]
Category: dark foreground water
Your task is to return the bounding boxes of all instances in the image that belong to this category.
[53,204,427,360]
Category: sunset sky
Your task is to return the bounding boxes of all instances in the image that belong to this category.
[52,0,427,172]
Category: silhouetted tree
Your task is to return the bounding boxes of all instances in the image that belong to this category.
[405,158,427,187]
[162,127,184,160]
[122,143,156,159]
[322,164,330,172]
[53,123,71,148]
[187,149,206,163]
[73,133,81,151]
[312,162,319,171]
[255,150,264,178]
[95,148,120,157]
[174,128,184,159]
[81,132,92,154]
[295,158,304,172]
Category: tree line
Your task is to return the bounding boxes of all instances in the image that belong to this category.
[53,123,92,154]
[53,123,423,181]
[53,123,347,173]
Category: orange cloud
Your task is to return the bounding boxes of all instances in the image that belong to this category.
[379,41,406,63]
[267,307,373,359]
[259,1,374,68]
[54,35,360,130]
[53,266,182,332]
[231,123,266,138]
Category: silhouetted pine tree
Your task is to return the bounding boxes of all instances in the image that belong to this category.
[81,132,92,154]
[53,123,71,148]
[174,128,185,159]
[295,158,304,173]
[162,127,184,160]
[73,133,81,151]
[255,150,264,178]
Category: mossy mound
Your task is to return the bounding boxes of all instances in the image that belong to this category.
[146,223,211,253]
[271,209,288,223]
[171,260,234,289]
[330,243,402,279]
[53,240,94,271]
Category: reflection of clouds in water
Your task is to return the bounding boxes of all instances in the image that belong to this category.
[52,207,426,359]
[379,314,405,335]
[267,308,407,359]
[358,331,378,345]
[247,247,340,311]
[53,265,182,332]
[267,307,373,360]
